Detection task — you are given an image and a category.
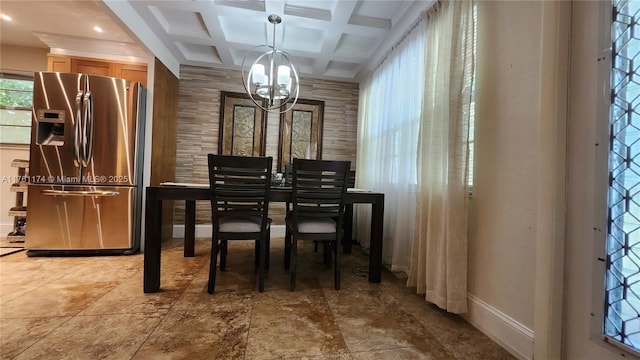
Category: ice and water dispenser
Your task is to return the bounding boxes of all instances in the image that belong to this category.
[36,109,65,146]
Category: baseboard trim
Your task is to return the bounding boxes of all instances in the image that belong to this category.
[462,293,534,360]
[172,224,286,238]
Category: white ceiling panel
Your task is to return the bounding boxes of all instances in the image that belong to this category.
[150,6,211,39]
[283,2,333,22]
[334,33,377,59]
[216,0,266,13]
[218,15,266,44]
[353,0,406,19]
[291,56,316,75]
[285,0,336,13]
[282,24,324,53]
[176,42,222,64]
[325,59,360,78]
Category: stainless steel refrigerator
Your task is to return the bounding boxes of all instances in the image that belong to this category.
[26,72,146,255]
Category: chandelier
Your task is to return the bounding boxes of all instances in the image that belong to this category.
[241,14,300,113]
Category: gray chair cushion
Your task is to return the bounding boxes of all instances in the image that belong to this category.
[296,217,336,233]
[219,216,262,233]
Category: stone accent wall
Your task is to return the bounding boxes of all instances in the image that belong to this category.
[174,65,359,225]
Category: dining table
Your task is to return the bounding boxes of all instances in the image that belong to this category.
[143,184,385,293]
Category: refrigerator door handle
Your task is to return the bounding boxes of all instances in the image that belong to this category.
[42,189,120,197]
[81,91,94,167]
[74,91,83,168]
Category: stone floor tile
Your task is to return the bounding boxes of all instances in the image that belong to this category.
[132,308,251,360]
[245,300,349,359]
[0,316,70,360]
[12,313,161,360]
[1,281,120,318]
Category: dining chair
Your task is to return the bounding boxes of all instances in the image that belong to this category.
[284,158,351,290]
[207,154,272,294]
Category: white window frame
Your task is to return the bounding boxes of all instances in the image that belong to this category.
[0,73,33,145]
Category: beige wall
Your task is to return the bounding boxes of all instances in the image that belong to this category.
[0,44,48,74]
[470,0,541,329]
[174,65,359,225]
[468,2,570,357]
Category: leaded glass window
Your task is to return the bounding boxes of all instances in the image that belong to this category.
[605,0,640,353]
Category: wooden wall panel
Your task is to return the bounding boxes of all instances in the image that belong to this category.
[174,65,359,226]
[150,58,179,240]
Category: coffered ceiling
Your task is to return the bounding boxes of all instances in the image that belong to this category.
[0,0,434,82]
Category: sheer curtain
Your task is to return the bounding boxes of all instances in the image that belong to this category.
[407,0,476,314]
[356,17,426,273]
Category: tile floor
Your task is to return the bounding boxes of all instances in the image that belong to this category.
[1,238,515,360]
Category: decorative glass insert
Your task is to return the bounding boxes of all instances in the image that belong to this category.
[291,109,312,160]
[231,105,256,156]
[605,0,640,352]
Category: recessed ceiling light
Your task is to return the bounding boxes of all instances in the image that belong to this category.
[93,26,103,33]
[1,14,12,21]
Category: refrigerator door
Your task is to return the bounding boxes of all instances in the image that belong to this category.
[29,72,83,183]
[81,75,135,186]
[25,185,135,250]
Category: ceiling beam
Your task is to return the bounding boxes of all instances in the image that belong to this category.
[102,0,181,78]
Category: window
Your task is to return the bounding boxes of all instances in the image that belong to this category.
[604,0,640,353]
[0,74,33,145]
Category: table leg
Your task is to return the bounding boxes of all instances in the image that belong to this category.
[184,200,196,257]
[369,195,384,283]
[343,204,353,254]
[144,188,163,293]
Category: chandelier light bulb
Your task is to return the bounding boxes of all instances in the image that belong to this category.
[251,64,266,84]
[277,65,290,87]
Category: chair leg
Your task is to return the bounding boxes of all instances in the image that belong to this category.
[220,240,228,271]
[323,242,331,268]
[258,235,266,293]
[266,226,271,271]
[289,236,297,291]
[334,238,341,290]
[251,225,272,271]
[284,227,291,270]
[254,240,260,268]
[208,238,220,294]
